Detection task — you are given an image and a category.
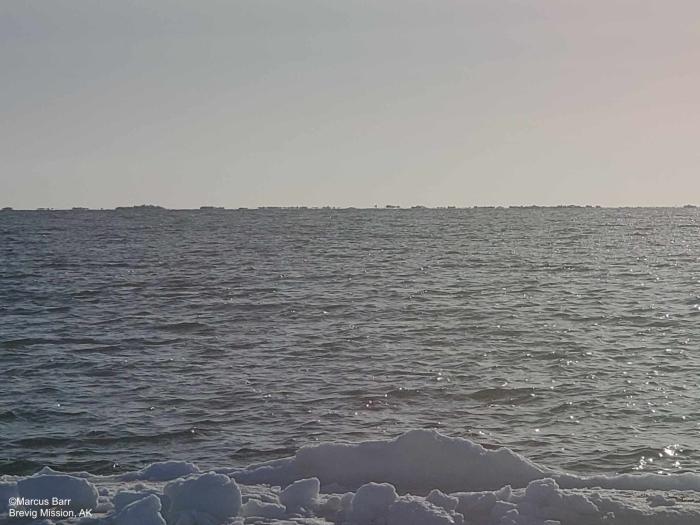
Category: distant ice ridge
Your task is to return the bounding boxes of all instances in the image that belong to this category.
[2,430,700,524]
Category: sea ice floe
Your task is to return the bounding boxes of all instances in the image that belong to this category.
[2,430,700,525]
[235,429,547,493]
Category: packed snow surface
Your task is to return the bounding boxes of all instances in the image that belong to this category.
[3,430,700,525]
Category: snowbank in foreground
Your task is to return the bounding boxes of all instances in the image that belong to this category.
[2,430,700,525]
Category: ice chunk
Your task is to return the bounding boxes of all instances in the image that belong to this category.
[114,490,163,512]
[348,482,398,524]
[17,474,98,512]
[240,498,287,519]
[648,494,676,507]
[523,478,560,505]
[114,494,166,525]
[521,478,599,522]
[387,496,459,525]
[317,494,344,519]
[35,466,92,478]
[558,471,700,492]
[232,458,301,487]
[9,430,700,525]
[284,429,545,493]
[0,482,18,513]
[427,489,459,512]
[164,472,241,524]
[456,490,502,517]
[279,477,320,512]
[123,461,201,482]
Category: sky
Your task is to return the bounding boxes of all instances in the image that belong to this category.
[2,1,699,209]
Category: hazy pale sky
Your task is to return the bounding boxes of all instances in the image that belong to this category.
[2,1,699,208]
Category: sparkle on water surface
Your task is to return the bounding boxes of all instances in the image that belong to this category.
[1,207,699,476]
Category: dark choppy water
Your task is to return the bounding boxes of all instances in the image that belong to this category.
[2,207,700,477]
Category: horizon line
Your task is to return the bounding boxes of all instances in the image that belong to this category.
[2,204,699,212]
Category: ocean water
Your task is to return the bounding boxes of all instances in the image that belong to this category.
[1,207,699,478]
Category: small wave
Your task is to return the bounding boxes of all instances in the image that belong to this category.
[385,387,424,399]
[0,458,44,477]
[0,409,19,421]
[1,338,46,349]
[232,446,297,461]
[468,387,538,403]
[72,344,122,354]
[13,428,210,452]
[1,336,100,348]
[12,436,73,448]
[81,429,205,446]
[71,289,102,298]
[156,321,214,334]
